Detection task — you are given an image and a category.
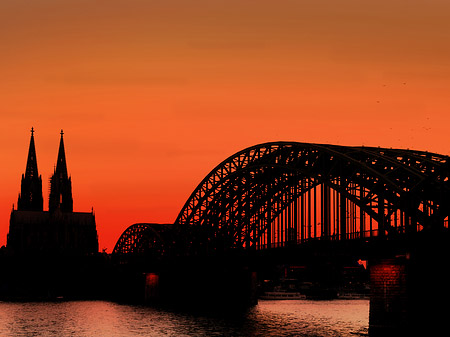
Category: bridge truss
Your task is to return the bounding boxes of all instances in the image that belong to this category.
[114,142,449,256]
[113,223,174,256]
[174,142,449,255]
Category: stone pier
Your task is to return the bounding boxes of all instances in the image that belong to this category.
[369,232,450,336]
[369,257,408,336]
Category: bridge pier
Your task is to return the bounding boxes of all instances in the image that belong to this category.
[369,233,450,336]
[369,257,408,336]
[144,273,160,303]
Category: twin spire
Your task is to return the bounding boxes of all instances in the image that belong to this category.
[18,128,72,213]
[55,129,68,179]
[24,127,39,179]
[18,127,43,211]
[49,129,73,212]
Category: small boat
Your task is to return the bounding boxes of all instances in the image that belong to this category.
[337,292,369,300]
[259,291,306,300]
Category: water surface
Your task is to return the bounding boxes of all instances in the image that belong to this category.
[0,299,369,336]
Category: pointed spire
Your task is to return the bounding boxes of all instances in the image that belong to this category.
[49,129,73,213]
[25,127,39,179]
[17,127,43,211]
[55,129,68,179]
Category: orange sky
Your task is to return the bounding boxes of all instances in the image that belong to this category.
[1,0,449,251]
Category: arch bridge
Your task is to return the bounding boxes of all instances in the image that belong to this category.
[114,142,449,257]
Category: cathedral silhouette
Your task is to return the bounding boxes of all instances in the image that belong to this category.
[7,128,98,255]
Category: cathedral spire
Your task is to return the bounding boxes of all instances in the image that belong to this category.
[17,127,44,211]
[55,129,68,179]
[25,127,38,179]
[49,129,73,213]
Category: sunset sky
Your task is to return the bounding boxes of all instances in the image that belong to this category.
[1,0,449,251]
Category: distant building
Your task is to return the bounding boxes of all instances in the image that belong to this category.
[7,128,98,255]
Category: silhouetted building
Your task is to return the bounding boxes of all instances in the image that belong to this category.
[17,127,43,212]
[7,129,98,255]
[49,130,73,213]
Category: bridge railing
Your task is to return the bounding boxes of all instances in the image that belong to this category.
[256,230,378,250]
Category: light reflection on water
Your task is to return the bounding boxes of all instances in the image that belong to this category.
[0,299,368,336]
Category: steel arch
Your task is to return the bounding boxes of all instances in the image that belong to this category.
[174,142,449,254]
[113,223,174,256]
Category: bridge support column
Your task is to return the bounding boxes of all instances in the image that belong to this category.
[369,232,450,336]
[144,273,160,303]
[369,257,408,336]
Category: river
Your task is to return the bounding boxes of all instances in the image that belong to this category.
[0,299,369,336]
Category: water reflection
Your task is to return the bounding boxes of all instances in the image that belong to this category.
[0,300,368,336]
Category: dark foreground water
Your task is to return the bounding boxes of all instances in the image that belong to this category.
[0,299,369,336]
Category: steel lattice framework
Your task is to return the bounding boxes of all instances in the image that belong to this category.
[114,142,449,256]
[113,223,174,256]
[174,142,449,255]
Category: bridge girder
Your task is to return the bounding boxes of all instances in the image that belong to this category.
[174,142,449,255]
[113,142,449,257]
[113,223,174,256]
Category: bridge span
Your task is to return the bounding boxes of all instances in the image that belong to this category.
[113,142,450,336]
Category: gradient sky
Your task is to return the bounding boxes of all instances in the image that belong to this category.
[1,0,449,251]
